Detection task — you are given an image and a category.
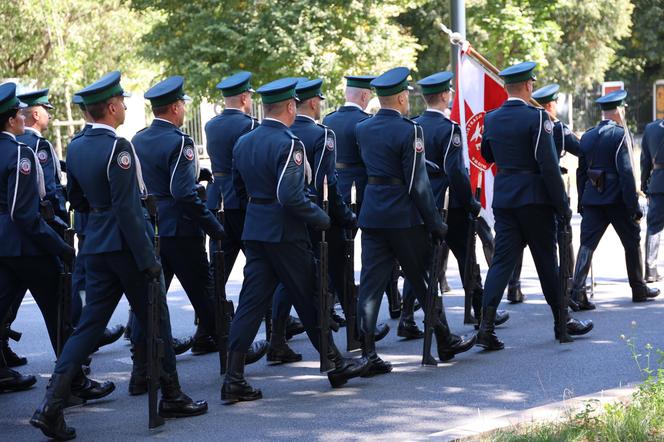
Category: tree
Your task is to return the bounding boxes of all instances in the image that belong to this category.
[132,0,421,105]
[0,0,160,124]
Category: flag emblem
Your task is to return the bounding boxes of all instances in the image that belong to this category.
[19,158,31,175]
[117,151,132,170]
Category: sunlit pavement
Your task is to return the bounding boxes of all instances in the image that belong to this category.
[2,213,662,441]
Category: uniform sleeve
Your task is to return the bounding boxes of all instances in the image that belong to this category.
[276,139,330,229]
[480,128,494,164]
[640,131,652,194]
[169,135,224,236]
[403,123,444,230]
[9,146,69,255]
[36,139,57,202]
[563,125,581,157]
[444,124,475,212]
[109,139,157,271]
[534,111,568,215]
[615,132,640,215]
[323,130,354,226]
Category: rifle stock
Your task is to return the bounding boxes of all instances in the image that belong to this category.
[56,224,75,356]
[344,204,361,351]
[214,209,233,375]
[557,219,573,343]
[463,187,482,324]
[144,194,165,429]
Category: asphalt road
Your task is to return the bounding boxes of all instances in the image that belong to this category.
[2,214,663,441]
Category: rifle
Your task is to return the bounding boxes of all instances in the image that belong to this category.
[144,195,165,429]
[56,211,75,356]
[463,178,482,324]
[319,177,335,372]
[422,224,445,366]
[213,200,234,375]
[344,182,361,352]
[557,218,573,343]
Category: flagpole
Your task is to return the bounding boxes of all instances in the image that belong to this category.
[436,21,542,109]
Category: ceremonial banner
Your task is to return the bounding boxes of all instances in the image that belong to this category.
[450,43,507,228]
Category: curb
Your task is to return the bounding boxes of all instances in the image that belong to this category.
[426,385,636,441]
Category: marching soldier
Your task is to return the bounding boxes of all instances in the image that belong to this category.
[31,72,207,440]
[67,95,125,350]
[0,83,112,403]
[222,77,369,403]
[508,83,582,304]
[132,76,267,385]
[267,78,359,363]
[400,71,509,337]
[356,67,474,374]
[476,62,593,350]
[205,71,301,349]
[570,90,659,305]
[322,75,374,207]
[640,118,664,283]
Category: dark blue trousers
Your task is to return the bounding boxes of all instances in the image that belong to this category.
[160,236,216,335]
[0,256,61,355]
[646,195,664,235]
[229,241,325,353]
[337,166,367,206]
[54,251,176,376]
[483,205,560,309]
[358,226,431,336]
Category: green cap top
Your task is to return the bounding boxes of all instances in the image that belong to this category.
[499,61,537,85]
[76,71,130,105]
[0,83,26,114]
[17,88,53,109]
[257,78,299,104]
[371,67,412,97]
[345,75,376,89]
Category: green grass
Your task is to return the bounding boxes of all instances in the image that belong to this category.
[489,344,664,442]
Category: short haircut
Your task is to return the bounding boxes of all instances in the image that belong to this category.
[263,100,289,116]
[86,101,109,120]
[423,93,442,106]
[152,103,171,117]
[0,109,19,131]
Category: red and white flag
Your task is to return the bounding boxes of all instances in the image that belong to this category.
[450,43,507,228]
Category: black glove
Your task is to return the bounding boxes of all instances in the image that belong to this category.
[633,208,644,223]
[59,159,67,173]
[469,199,482,217]
[209,226,226,241]
[430,222,448,243]
[60,244,75,265]
[312,214,332,232]
[198,167,213,183]
[560,206,572,224]
[342,212,358,230]
[144,262,162,281]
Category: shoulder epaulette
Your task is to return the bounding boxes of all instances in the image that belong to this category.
[285,129,300,140]
[135,127,148,134]
[323,110,337,119]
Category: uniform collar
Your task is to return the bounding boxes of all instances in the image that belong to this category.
[24,126,43,138]
[223,108,245,115]
[152,117,179,128]
[507,97,527,104]
[296,114,317,124]
[425,108,447,117]
[377,108,402,117]
[261,118,288,129]
[343,102,363,110]
[1,131,16,140]
[90,123,117,134]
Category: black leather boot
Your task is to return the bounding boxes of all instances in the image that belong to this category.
[434,321,476,362]
[626,245,660,302]
[472,290,510,331]
[570,246,595,311]
[285,315,305,340]
[0,364,36,393]
[327,344,370,388]
[221,352,262,404]
[30,372,77,440]
[191,325,217,355]
[552,307,593,339]
[172,336,194,356]
[267,331,302,364]
[475,306,504,350]
[159,371,208,418]
[397,294,423,339]
[360,333,391,377]
[374,323,390,342]
[1,326,26,367]
[245,340,269,364]
[95,324,125,351]
[129,344,148,396]
[645,232,662,283]
[439,246,451,292]
[331,308,347,327]
[70,369,115,400]
[507,253,525,303]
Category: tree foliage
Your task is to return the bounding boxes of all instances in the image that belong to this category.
[132,0,421,105]
[0,0,159,121]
